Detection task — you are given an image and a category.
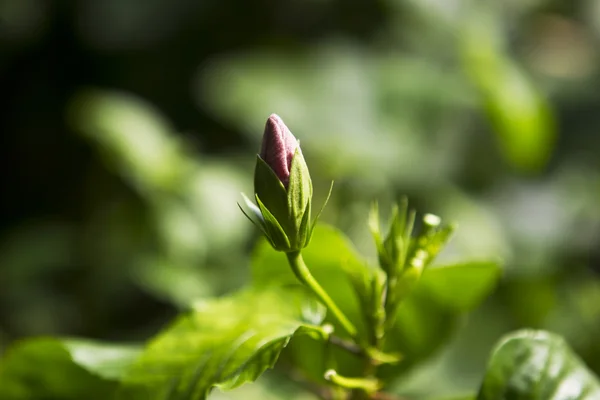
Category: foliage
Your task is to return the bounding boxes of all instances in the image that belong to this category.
[2,217,598,399]
[3,0,600,399]
[478,330,600,400]
[0,288,327,400]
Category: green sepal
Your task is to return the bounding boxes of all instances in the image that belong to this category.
[307,180,334,243]
[254,155,291,234]
[287,148,312,230]
[238,192,269,237]
[298,199,312,248]
[255,194,291,251]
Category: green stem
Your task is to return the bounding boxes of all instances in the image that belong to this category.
[286,251,358,339]
[325,370,380,394]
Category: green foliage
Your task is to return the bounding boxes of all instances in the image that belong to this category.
[0,288,326,400]
[251,224,501,384]
[120,287,327,399]
[478,330,600,400]
[5,0,600,399]
[0,339,140,400]
[3,219,599,400]
[461,11,555,173]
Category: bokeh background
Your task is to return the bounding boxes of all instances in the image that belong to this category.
[2,0,600,398]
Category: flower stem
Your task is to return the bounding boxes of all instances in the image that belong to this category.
[287,251,358,339]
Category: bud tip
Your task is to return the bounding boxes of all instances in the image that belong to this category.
[260,114,299,187]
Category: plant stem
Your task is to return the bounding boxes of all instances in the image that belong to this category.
[329,335,364,357]
[287,251,358,339]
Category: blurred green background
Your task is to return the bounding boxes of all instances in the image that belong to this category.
[2,0,600,398]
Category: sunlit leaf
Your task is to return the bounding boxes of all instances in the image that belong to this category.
[478,330,600,400]
[120,287,327,399]
[0,338,140,400]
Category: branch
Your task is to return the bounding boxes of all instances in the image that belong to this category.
[329,335,365,357]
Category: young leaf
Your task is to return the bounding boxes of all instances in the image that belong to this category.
[478,330,600,400]
[0,338,140,400]
[368,202,387,267]
[120,287,327,400]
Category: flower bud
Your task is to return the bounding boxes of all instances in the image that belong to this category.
[239,114,332,253]
[260,114,298,187]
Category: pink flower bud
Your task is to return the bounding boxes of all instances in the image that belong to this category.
[260,114,299,187]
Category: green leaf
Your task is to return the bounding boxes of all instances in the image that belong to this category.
[419,261,502,311]
[68,90,188,193]
[478,330,600,400]
[461,12,555,173]
[120,287,327,400]
[0,338,140,400]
